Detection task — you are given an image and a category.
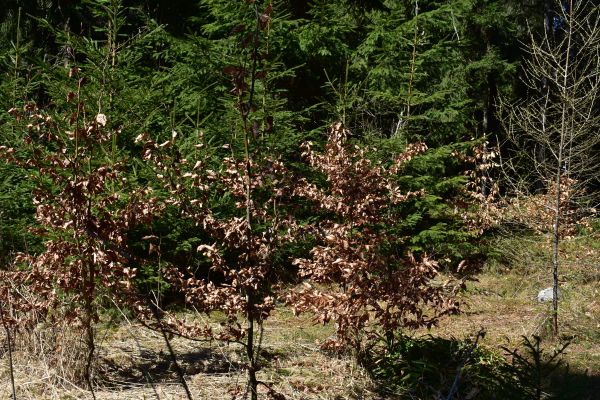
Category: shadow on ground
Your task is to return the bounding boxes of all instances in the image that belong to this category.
[99,346,242,388]
[548,370,600,400]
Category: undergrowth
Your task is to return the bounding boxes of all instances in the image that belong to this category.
[363,332,569,400]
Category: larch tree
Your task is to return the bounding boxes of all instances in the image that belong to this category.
[500,0,600,336]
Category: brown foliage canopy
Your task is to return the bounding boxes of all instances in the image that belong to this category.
[137,130,296,342]
[0,98,159,329]
[287,122,459,348]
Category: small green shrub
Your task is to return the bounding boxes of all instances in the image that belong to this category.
[363,333,569,400]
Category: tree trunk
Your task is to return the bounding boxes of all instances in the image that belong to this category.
[0,304,17,400]
[84,261,97,399]
[551,174,561,337]
[246,298,258,400]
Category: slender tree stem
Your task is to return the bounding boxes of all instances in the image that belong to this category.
[150,304,194,400]
[0,304,17,400]
[552,0,574,337]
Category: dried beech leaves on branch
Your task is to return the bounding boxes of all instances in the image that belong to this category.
[456,141,594,238]
[497,177,594,238]
[288,122,459,348]
[138,130,296,342]
[0,100,160,331]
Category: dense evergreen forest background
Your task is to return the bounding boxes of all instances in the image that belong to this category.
[0,0,539,270]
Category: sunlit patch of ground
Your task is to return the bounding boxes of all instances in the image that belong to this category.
[0,309,377,399]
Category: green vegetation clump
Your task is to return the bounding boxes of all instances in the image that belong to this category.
[364,333,569,400]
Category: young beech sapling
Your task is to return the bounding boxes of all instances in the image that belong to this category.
[288,122,460,351]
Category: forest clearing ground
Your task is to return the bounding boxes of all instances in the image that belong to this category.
[422,233,600,398]
[1,234,600,399]
[0,308,376,399]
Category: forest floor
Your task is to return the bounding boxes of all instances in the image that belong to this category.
[1,233,600,399]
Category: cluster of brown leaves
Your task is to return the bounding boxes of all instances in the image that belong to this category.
[137,131,296,342]
[453,141,502,235]
[0,95,160,333]
[456,140,595,239]
[287,122,459,349]
[498,176,595,238]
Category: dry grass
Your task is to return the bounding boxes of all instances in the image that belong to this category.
[425,232,600,377]
[0,321,92,399]
[1,233,599,399]
[0,308,377,399]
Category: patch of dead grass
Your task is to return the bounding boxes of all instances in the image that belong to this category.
[422,233,600,379]
[1,307,377,399]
